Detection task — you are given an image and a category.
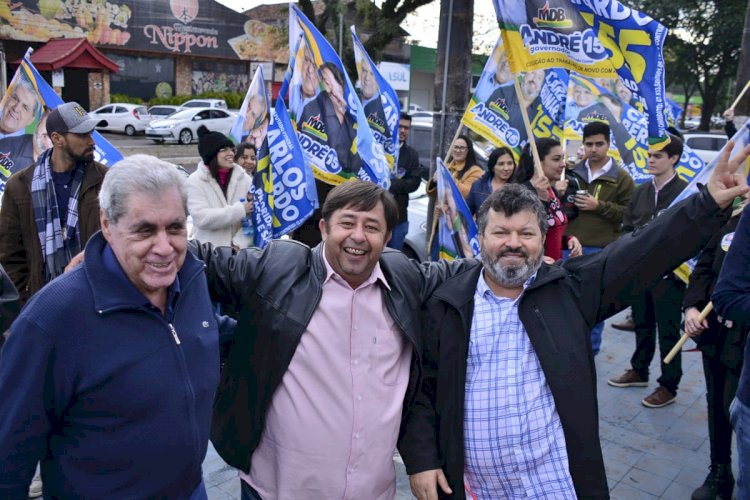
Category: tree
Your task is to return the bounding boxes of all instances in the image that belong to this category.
[734,0,750,115]
[632,0,744,130]
[297,0,434,79]
[425,0,473,255]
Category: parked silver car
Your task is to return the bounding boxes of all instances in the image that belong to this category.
[91,103,150,136]
[402,181,429,262]
[683,133,728,164]
[179,98,228,110]
[146,107,236,145]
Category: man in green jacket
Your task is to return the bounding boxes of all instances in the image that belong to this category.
[564,120,635,354]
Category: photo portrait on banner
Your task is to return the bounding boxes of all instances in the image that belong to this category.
[0,49,122,205]
[434,158,480,261]
[351,27,400,169]
[462,36,567,158]
[285,6,389,188]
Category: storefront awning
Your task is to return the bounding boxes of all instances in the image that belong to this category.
[16,38,120,72]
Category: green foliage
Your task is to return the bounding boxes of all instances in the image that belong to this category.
[110,93,144,104]
[297,0,433,81]
[631,0,745,128]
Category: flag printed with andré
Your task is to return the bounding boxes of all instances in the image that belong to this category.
[285,6,390,188]
[493,0,670,148]
[243,66,318,248]
[351,27,400,169]
[0,48,122,205]
[434,158,480,261]
[563,72,705,184]
[462,35,567,158]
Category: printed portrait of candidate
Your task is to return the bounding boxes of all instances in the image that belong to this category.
[565,77,597,121]
[0,75,40,138]
[440,186,474,259]
[292,39,322,124]
[319,62,361,175]
[356,53,390,141]
[0,74,41,178]
[482,49,531,140]
[242,92,269,147]
[33,107,53,161]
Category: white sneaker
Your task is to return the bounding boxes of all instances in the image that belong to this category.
[28,469,42,498]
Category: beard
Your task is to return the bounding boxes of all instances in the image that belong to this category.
[481,245,544,288]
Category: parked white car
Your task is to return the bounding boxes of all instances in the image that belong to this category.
[91,103,150,136]
[147,105,180,119]
[683,133,728,164]
[179,98,228,110]
[145,107,236,145]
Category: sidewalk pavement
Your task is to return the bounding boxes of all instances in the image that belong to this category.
[202,309,738,499]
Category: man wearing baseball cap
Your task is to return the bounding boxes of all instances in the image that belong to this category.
[0,101,108,307]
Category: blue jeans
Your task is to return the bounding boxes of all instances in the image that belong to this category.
[564,245,604,354]
[387,221,409,250]
[730,397,750,500]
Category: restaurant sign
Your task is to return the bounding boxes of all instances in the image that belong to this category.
[0,0,289,62]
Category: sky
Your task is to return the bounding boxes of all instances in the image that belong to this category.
[215,0,499,53]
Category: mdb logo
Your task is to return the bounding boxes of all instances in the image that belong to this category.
[533,1,573,29]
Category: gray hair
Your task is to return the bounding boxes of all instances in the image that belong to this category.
[99,154,188,224]
[476,183,548,236]
[12,76,41,117]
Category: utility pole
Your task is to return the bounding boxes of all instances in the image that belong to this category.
[734,0,750,116]
[426,0,473,255]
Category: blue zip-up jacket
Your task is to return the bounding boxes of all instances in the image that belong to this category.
[0,232,220,498]
[713,207,750,406]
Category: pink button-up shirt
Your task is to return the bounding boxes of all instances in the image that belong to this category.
[243,253,413,499]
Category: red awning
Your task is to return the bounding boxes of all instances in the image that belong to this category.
[15,38,119,72]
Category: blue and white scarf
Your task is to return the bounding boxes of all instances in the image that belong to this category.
[31,149,85,281]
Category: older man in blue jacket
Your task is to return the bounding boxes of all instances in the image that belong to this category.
[0,155,220,498]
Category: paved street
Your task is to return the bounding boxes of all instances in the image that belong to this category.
[100,132,202,173]
[201,309,739,499]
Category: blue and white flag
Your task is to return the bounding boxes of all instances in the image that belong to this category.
[251,74,318,248]
[669,122,750,282]
[435,158,480,261]
[230,65,270,146]
[351,27,400,169]
[285,5,390,188]
[494,0,670,149]
[0,48,122,204]
[462,36,568,159]
[564,73,705,184]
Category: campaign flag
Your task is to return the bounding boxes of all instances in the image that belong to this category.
[668,123,750,282]
[462,36,567,158]
[351,27,400,169]
[493,0,670,148]
[563,73,705,185]
[249,70,318,248]
[0,48,122,205]
[435,158,480,261]
[284,6,390,188]
[230,65,270,146]
[665,97,683,128]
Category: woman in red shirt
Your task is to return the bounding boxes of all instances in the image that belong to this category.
[512,138,582,260]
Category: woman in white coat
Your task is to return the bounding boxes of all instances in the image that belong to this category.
[187,131,253,248]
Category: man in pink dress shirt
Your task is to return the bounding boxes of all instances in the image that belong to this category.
[191,181,468,499]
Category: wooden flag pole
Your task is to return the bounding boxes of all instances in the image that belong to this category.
[513,75,544,178]
[663,302,713,364]
[730,80,750,110]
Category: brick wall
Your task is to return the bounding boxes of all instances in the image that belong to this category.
[175,57,192,96]
[88,71,110,109]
